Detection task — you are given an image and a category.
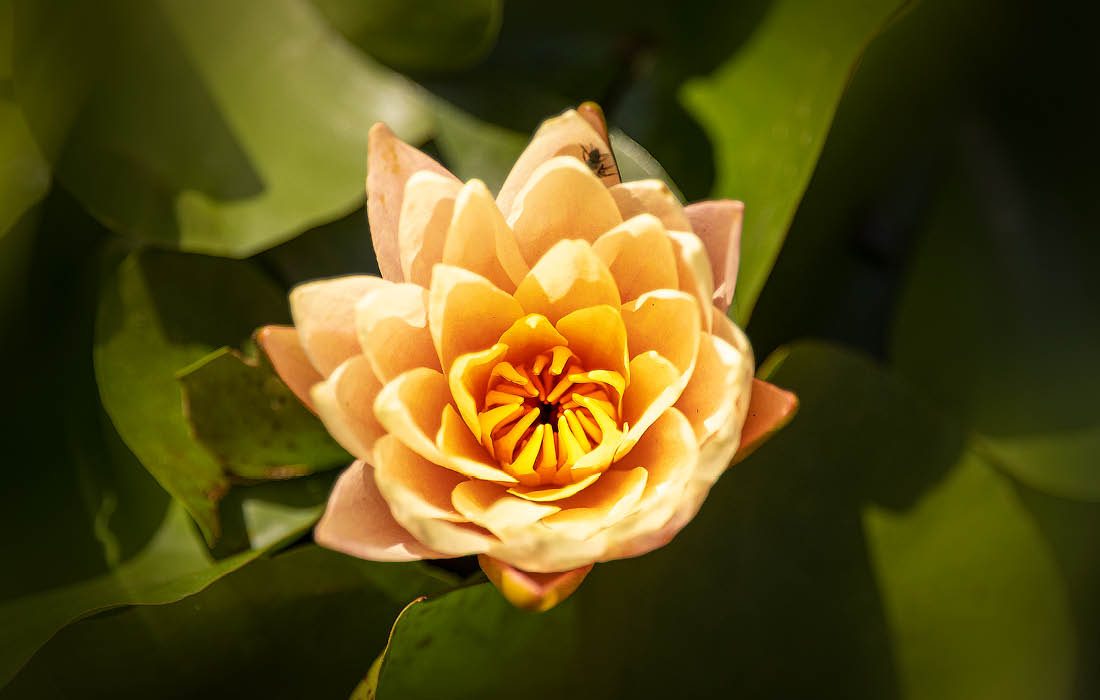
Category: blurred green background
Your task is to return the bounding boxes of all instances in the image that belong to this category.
[1,0,1098,697]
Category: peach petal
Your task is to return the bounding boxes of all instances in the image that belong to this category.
[355,283,439,383]
[428,265,525,373]
[437,404,518,484]
[667,230,716,332]
[618,351,682,455]
[373,435,497,556]
[367,123,458,282]
[478,554,592,612]
[290,275,387,377]
[398,171,463,287]
[576,101,612,151]
[499,314,569,366]
[591,214,680,302]
[373,367,452,463]
[621,290,701,375]
[733,379,799,464]
[685,200,744,313]
[444,179,529,292]
[542,468,648,540]
[600,408,698,559]
[255,325,322,412]
[508,472,602,502]
[452,480,561,536]
[608,180,690,231]
[497,109,617,217]
[310,355,385,461]
[449,344,508,442]
[514,240,621,324]
[554,306,629,382]
[506,156,623,265]
[315,460,445,562]
[675,331,753,445]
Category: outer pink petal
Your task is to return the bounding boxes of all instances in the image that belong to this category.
[315,460,446,562]
[733,379,799,464]
[685,200,744,313]
[255,325,323,412]
[367,123,459,282]
[478,554,593,612]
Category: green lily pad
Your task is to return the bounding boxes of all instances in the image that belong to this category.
[371,342,1075,699]
[5,547,457,697]
[94,249,289,543]
[178,346,351,481]
[11,0,432,258]
[681,0,911,325]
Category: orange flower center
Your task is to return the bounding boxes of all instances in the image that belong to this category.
[478,346,623,488]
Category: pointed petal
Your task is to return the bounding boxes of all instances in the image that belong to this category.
[429,265,525,373]
[508,473,602,502]
[507,156,622,265]
[452,480,560,536]
[576,102,611,150]
[621,290,701,375]
[290,275,386,376]
[255,325,323,411]
[375,366,514,482]
[497,109,617,217]
[666,230,716,332]
[555,306,629,382]
[675,329,754,446]
[514,240,621,324]
[398,171,462,287]
[733,379,799,464]
[367,123,458,281]
[618,351,682,455]
[685,200,744,312]
[592,214,679,302]
[356,282,439,383]
[315,460,445,562]
[608,180,690,231]
[444,179,529,292]
[310,355,385,461]
[601,408,698,559]
[542,468,648,540]
[478,555,592,612]
[373,435,497,556]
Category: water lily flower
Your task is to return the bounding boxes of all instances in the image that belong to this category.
[258,103,797,612]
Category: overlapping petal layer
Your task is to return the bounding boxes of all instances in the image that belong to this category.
[262,105,797,611]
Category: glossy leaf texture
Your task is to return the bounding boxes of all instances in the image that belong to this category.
[10,0,432,257]
[5,547,456,697]
[94,250,290,543]
[179,346,351,481]
[681,0,911,324]
[372,342,1080,699]
[0,197,329,688]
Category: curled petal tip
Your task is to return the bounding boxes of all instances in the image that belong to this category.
[576,101,610,144]
[732,378,799,465]
[478,555,592,612]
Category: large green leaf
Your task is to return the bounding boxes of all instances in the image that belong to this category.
[0,3,49,331]
[4,547,456,698]
[178,346,351,481]
[313,0,502,74]
[681,0,911,325]
[891,130,1100,502]
[373,342,1075,699]
[11,0,431,257]
[94,249,289,542]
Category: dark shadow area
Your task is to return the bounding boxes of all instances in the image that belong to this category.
[575,342,964,698]
[416,0,772,200]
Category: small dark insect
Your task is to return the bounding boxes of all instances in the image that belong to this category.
[581,143,618,178]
